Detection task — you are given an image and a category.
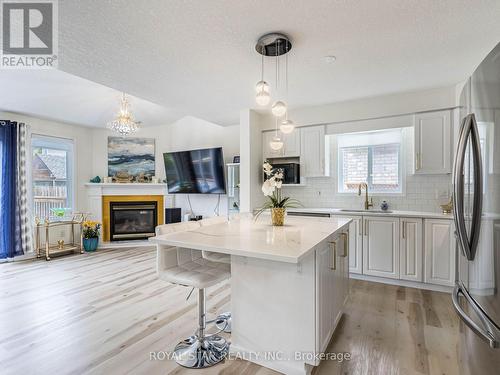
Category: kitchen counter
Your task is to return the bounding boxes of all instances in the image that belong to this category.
[150,215,351,263]
[287,207,454,220]
[151,215,351,375]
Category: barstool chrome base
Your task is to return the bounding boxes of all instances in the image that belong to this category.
[173,334,229,368]
[215,312,232,333]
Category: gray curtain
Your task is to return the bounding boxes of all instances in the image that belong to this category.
[16,123,33,255]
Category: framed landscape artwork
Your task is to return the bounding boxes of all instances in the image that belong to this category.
[107,136,155,179]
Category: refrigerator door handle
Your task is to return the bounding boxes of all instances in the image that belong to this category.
[452,113,483,261]
[452,281,500,349]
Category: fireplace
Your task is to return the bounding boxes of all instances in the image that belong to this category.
[109,201,158,241]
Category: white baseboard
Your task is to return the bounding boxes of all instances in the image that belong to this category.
[349,273,453,293]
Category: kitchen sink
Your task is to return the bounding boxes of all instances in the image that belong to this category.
[338,209,393,213]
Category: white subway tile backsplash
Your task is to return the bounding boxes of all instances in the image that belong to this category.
[281,132,452,213]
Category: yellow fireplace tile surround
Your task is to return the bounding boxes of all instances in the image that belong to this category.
[102,195,164,242]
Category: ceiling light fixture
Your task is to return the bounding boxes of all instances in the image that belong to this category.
[107,93,141,135]
[280,119,295,134]
[255,33,296,149]
[270,118,284,151]
[271,100,287,117]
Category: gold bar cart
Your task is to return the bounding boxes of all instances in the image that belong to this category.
[35,213,89,261]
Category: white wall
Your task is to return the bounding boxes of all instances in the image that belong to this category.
[239,109,265,213]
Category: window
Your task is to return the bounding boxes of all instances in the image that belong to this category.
[31,135,74,219]
[338,129,403,193]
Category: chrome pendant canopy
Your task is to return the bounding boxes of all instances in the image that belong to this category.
[255,33,292,56]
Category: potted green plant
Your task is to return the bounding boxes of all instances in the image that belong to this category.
[82,221,101,252]
[255,161,301,226]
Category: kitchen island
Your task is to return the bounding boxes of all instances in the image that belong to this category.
[151,215,351,375]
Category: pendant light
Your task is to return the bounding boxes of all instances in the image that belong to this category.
[280,119,295,134]
[254,33,295,150]
[271,101,287,117]
[269,118,284,151]
[280,51,295,134]
[255,53,270,106]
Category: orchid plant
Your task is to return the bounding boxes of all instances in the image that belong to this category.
[255,161,301,219]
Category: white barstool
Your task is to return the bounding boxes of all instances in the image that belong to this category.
[156,221,230,368]
[199,216,232,333]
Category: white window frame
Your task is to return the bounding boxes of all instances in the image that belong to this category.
[337,129,405,196]
[31,134,75,214]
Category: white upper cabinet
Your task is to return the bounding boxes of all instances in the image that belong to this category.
[300,125,327,177]
[362,216,400,279]
[414,110,452,174]
[424,219,455,286]
[262,129,301,159]
[282,130,301,157]
[399,218,423,282]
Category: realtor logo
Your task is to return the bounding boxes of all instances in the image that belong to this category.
[1,0,58,68]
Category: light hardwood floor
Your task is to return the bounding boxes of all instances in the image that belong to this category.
[0,247,459,375]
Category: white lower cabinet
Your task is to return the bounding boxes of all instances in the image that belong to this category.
[424,219,455,286]
[316,232,348,353]
[296,211,455,289]
[332,214,363,274]
[362,216,400,279]
[399,218,423,282]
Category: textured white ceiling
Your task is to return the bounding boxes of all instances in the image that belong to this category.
[7,1,500,127]
[0,70,181,127]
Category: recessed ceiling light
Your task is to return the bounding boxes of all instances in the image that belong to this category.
[323,55,336,64]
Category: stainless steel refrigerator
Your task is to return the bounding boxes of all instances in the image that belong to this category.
[453,41,500,374]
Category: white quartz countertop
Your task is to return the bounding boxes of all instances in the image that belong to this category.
[150,216,351,264]
[287,207,454,220]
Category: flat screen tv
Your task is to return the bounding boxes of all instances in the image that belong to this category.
[163,147,226,194]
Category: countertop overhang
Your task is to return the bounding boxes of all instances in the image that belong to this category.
[150,216,351,264]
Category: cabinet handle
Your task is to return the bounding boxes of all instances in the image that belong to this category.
[365,220,369,236]
[341,232,349,258]
[416,152,421,171]
[330,241,337,270]
[359,219,362,236]
[402,221,405,239]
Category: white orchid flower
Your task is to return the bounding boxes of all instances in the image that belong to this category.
[276,180,283,189]
[263,162,273,176]
[275,172,284,180]
[261,179,276,196]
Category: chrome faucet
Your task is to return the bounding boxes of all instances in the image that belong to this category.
[358,182,373,210]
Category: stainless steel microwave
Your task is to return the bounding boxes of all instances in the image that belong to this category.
[264,163,300,184]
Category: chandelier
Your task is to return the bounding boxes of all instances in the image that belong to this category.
[107,93,141,135]
[254,33,295,151]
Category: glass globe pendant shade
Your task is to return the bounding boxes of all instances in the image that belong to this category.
[255,80,270,93]
[269,136,284,151]
[256,90,271,106]
[280,119,295,134]
[271,101,287,117]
